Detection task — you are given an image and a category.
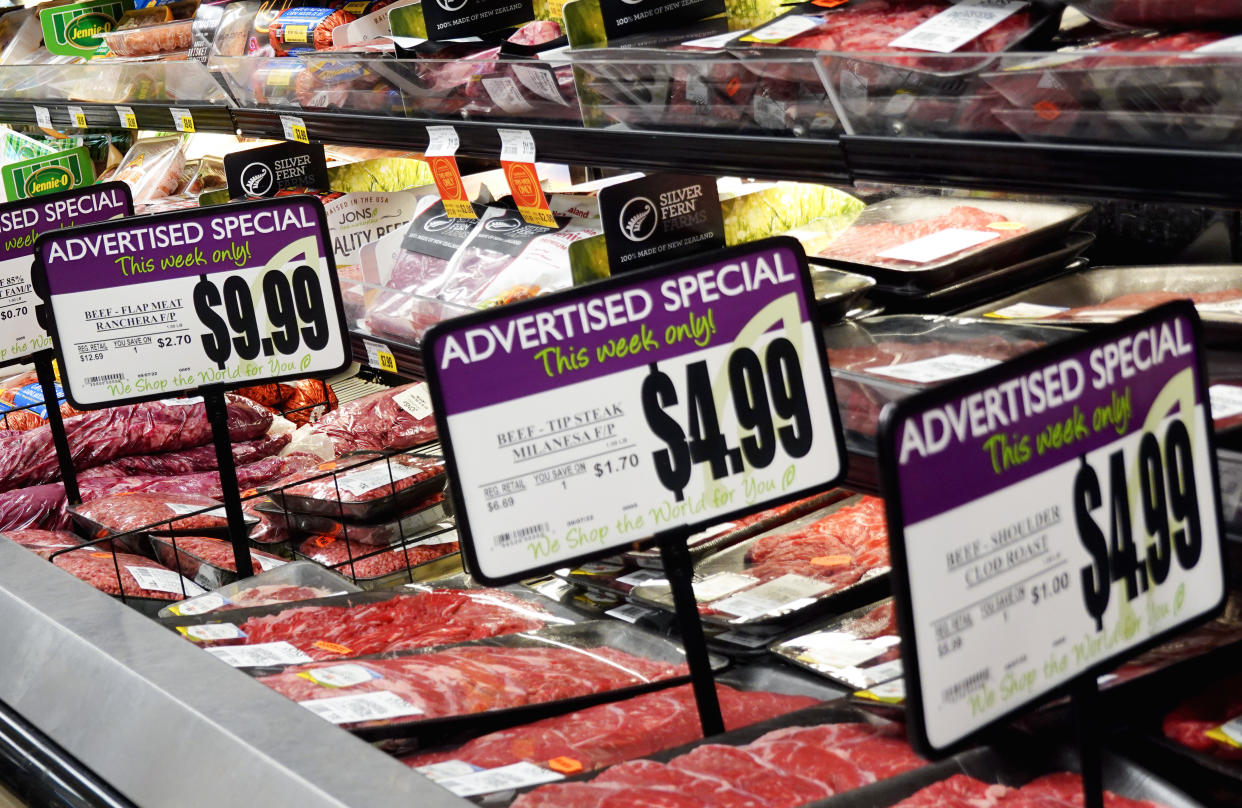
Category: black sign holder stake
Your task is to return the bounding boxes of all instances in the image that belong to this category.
[1072,678,1105,808]
[656,528,724,737]
[202,388,254,579]
[34,352,79,505]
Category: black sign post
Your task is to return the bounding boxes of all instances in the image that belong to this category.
[424,237,847,733]
[879,302,1226,806]
[33,196,351,577]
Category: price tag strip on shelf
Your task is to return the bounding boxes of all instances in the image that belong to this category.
[424,126,474,220]
[878,300,1226,756]
[116,106,137,130]
[498,130,556,228]
[424,235,845,583]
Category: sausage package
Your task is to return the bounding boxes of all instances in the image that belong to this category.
[268,6,357,55]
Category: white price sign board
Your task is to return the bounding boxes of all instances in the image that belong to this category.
[424,237,845,585]
[0,183,131,366]
[34,196,350,408]
[878,301,1226,754]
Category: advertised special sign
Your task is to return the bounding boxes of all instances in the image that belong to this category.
[879,301,1226,754]
[2,148,95,202]
[34,196,350,408]
[0,183,131,366]
[599,174,725,274]
[425,237,845,584]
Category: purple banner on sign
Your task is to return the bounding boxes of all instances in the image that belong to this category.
[430,242,810,414]
[37,197,325,295]
[891,309,1202,526]
[0,184,130,262]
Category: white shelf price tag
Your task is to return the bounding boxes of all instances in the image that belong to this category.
[116,106,138,129]
[33,106,52,130]
[498,128,537,163]
[68,106,87,128]
[424,125,460,158]
[363,338,398,373]
[281,115,309,144]
[170,107,195,133]
[34,197,350,408]
[424,237,845,584]
[880,301,1225,754]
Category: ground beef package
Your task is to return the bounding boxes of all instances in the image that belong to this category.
[3,528,90,559]
[52,550,204,602]
[295,532,459,583]
[266,452,445,520]
[80,434,291,478]
[78,455,320,504]
[151,535,287,588]
[306,383,437,456]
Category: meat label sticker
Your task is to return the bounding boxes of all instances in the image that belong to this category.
[878,302,1226,755]
[434,761,564,797]
[869,353,1001,384]
[33,197,350,409]
[177,623,246,642]
[0,184,131,367]
[125,565,206,597]
[605,603,659,623]
[1209,384,1242,421]
[710,573,831,620]
[300,663,381,688]
[887,0,1028,54]
[985,302,1069,320]
[499,130,556,229]
[875,227,1000,264]
[424,237,845,584]
[299,691,423,724]
[336,462,425,497]
[168,592,229,615]
[206,641,313,667]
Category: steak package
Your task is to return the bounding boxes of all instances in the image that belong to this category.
[53,549,206,602]
[772,599,902,690]
[160,559,360,616]
[405,683,819,776]
[294,530,460,587]
[151,535,288,588]
[0,483,73,532]
[893,772,1168,807]
[264,451,445,521]
[0,394,272,494]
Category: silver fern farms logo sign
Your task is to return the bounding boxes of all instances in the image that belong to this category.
[619,196,657,242]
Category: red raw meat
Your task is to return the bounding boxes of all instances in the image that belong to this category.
[892,773,1010,807]
[84,433,291,477]
[1070,2,1242,29]
[817,206,1024,267]
[0,484,74,532]
[0,394,271,493]
[743,495,889,586]
[259,646,685,721]
[79,454,320,501]
[74,493,234,536]
[297,533,459,580]
[404,684,818,772]
[310,383,437,455]
[288,491,447,546]
[1049,290,1242,321]
[276,452,444,503]
[894,773,1168,808]
[52,549,192,600]
[508,19,562,45]
[1162,671,1242,759]
[513,722,924,808]
[781,0,1029,54]
[841,600,898,639]
[224,584,339,609]
[235,590,546,658]
[3,528,89,558]
[245,499,292,546]
[152,536,286,579]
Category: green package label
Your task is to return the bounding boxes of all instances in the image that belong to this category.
[41,0,132,58]
[2,148,95,201]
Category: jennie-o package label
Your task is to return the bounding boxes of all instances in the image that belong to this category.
[41,0,132,58]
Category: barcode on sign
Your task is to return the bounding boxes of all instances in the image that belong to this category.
[494,523,548,548]
[85,373,123,386]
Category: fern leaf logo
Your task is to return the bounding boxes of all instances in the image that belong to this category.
[618,196,657,242]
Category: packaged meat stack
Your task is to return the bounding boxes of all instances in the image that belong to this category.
[512,706,926,807]
[824,315,1078,451]
[294,528,461,588]
[52,549,206,613]
[150,535,289,589]
[456,21,581,124]
[235,377,338,426]
[106,136,187,207]
[285,382,437,458]
[160,559,359,616]
[264,451,446,521]
[630,494,894,628]
[256,639,687,734]
[264,491,450,546]
[772,598,904,690]
[404,683,819,779]
[70,493,258,556]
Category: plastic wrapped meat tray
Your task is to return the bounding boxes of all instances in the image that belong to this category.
[630,494,893,629]
[293,529,462,588]
[307,382,437,456]
[771,598,903,691]
[263,451,446,521]
[70,492,258,551]
[507,702,927,808]
[259,491,450,546]
[2,528,91,558]
[50,549,206,614]
[824,315,1078,450]
[159,560,360,617]
[251,621,718,741]
[808,197,1090,293]
[150,535,289,589]
[165,588,565,656]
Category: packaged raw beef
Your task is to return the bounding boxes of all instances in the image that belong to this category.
[52,549,206,602]
[2,528,89,559]
[227,589,552,658]
[258,644,686,728]
[0,483,73,532]
[83,434,291,477]
[270,491,448,546]
[294,531,460,587]
[245,498,293,546]
[70,493,246,552]
[268,6,357,56]
[151,535,287,588]
[1162,671,1242,760]
[77,454,320,504]
[772,599,903,689]
[265,451,445,520]
[893,772,1167,807]
[405,683,818,774]
[160,559,360,616]
[0,394,272,494]
[513,716,925,808]
[304,382,437,456]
